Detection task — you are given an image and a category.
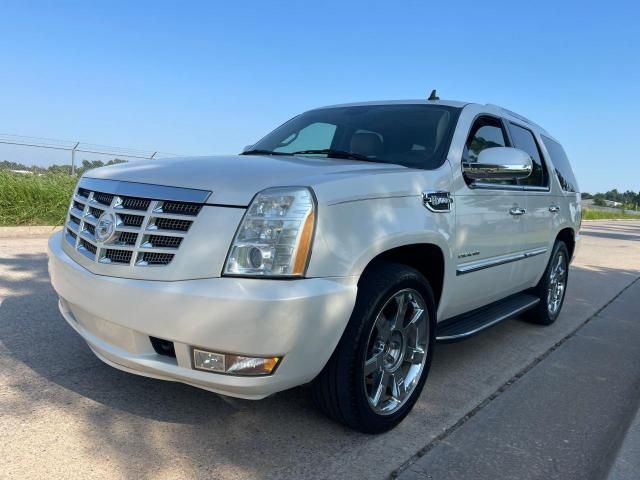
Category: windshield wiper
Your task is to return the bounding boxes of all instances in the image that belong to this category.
[290,149,379,163]
[243,148,381,163]
[241,149,293,156]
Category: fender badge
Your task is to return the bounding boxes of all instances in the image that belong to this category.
[458,250,480,259]
[422,191,452,212]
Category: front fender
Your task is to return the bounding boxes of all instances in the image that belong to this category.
[307,195,455,278]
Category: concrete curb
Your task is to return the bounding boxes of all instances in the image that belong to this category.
[0,226,62,238]
[583,219,640,223]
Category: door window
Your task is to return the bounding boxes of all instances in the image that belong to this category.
[463,116,515,186]
[508,123,548,188]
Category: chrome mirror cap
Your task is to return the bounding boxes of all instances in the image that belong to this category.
[462,147,533,180]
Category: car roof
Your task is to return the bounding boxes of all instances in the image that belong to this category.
[315,99,470,109]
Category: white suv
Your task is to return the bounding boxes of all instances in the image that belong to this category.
[48,98,581,433]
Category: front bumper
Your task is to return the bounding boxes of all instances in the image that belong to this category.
[48,232,358,399]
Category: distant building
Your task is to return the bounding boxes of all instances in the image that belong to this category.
[9,169,34,175]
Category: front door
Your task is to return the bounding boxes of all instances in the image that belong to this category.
[449,115,529,318]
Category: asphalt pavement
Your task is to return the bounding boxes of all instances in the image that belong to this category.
[399,277,640,480]
[1,221,639,480]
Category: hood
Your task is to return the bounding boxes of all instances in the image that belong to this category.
[84,155,412,206]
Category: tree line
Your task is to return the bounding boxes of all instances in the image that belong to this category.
[582,190,640,209]
[0,159,127,176]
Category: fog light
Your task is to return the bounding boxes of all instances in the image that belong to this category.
[193,348,280,376]
[193,349,226,372]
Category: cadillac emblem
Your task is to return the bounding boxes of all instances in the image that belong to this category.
[95,211,117,243]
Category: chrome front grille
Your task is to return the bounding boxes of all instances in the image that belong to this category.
[152,217,191,231]
[121,197,151,211]
[64,178,207,267]
[120,213,145,227]
[104,248,133,264]
[94,192,114,206]
[117,231,138,245]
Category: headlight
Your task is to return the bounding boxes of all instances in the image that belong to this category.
[224,187,316,277]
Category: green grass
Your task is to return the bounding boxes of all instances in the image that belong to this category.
[582,208,640,220]
[0,171,76,226]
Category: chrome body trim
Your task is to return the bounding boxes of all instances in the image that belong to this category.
[456,247,548,276]
[81,177,211,203]
[524,247,549,258]
[462,161,533,180]
[469,182,523,191]
[468,183,551,192]
[523,185,551,192]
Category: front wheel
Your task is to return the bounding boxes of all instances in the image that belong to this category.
[525,241,569,325]
[312,262,436,433]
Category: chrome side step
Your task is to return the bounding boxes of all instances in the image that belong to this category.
[436,293,540,342]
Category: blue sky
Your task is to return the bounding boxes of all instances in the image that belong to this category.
[0,0,638,193]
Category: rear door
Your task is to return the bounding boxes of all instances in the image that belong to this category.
[506,122,554,285]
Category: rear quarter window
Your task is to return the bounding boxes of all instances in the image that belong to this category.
[540,135,579,192]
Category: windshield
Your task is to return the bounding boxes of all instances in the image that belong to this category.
[247,104,461,170]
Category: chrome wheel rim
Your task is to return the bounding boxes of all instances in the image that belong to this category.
[363,288,429,415]
[547,252,567,315]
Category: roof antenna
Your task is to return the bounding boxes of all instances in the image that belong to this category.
[428,89,440,101]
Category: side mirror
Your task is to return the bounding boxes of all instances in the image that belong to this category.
[242,144,254,153]
[462,147,533,180]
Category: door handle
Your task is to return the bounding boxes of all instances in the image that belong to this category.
[549,205,560,213]
[509,207,527,216]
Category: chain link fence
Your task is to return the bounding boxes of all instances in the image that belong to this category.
[0,133,179,175]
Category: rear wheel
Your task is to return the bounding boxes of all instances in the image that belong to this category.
[312,262,436,433]
[525,241,569,325]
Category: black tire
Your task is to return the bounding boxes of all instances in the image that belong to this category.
[311,261,436,433]
[525,241,569,325]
